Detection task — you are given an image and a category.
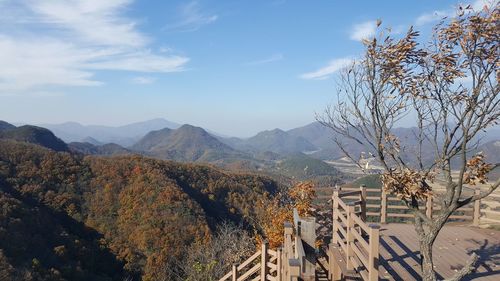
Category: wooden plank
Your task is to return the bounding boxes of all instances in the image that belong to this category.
[351,241,369,269]
[232,264,238,281]
[351,228,369,251]
[219,271,231,281]
[449,215,472,220]
[342,195,361,199]
[482,209,500,215]
[330,246,358,278]
[267,249,277,258]
[387,213,413,218]
[265,274,276,281]
[387,205,408,210]
[338,211,348,225]
[340,190,362,197]
[261,242,268,281]
[352,213,370,233]
[267,262,277,271]
[336,196,349,211]
[480,217,500,223]
[237,263,260,281]
[237,251,261,271]
[341,187,362,191]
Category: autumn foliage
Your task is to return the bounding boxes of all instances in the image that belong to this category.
[0,140,280,280]
[258,181,315,248]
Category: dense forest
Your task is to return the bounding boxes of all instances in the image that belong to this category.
[0,140,283,280]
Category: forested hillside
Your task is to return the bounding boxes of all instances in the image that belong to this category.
[0,140,280,280]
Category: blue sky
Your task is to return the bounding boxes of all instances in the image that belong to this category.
[0,0,493,137]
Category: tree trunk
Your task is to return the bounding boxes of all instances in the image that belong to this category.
[420,239,437,281]
[415,216,439,281]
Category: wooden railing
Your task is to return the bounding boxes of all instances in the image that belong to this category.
[219,209,316,281]
[280,222,301,281]
[316,185,493,225]
[219,241,280,281]
[328,188,380,281]
[220,184,499,281]
[279,209,317,281]
[480,193,500,225]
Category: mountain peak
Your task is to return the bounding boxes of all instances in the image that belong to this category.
[131,124,240,162]
[177,124,208,133]
[0,120,16,131]
[0,125,68,151]
[245,127,317,154]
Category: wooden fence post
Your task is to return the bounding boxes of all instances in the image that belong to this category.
[232,263,238,281]
[284,222,293,280]
[368,224,380,281]
[346,203,355,270]
[277,247,282,281]
[261,240,268,281]
[333,187,340,241]
[289,259,301,281]
[300,217,316,281]
[473,189,481,226]
[381,189,387,224]
[360,185,367,221]
[328,244,341,281]
[426,196,433,219]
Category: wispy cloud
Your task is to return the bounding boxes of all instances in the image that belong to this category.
[0,0,189,94]
[350,20,377,41]
[164,1,217,32]
[415,0,494,26]
[131,76,156,84]
[300,57,353,80]
[415,10,451,26]
[245,53,284,66]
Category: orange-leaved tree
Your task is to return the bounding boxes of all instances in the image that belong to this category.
[259,181,315,248]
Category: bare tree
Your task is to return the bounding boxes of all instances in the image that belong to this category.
[182,222,256,281]
[318,4,499,281]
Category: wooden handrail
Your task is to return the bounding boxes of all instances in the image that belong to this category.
[329,189,380,281]
[219,240,280,281]
[332,185,490,225]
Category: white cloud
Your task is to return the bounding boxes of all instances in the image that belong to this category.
[0,36,102,92]
[350,20,377,41]
[164,1,217,32]
[131,76,156,84]
[245,53,284,66]
[85,51,189,72]
[415,0,496,26]
[415,10,451,26]
[300,58,353,80]
[0,0,189,94]
[29,0,147,47]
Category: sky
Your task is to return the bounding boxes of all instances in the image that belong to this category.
[0,0,494,137]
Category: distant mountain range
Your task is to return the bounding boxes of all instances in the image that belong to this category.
[221,128,317,155]
[39,118,181,146]
[68,142,131,156]
[2,119,499,180]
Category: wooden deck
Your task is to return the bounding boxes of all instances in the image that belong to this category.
[378,224,500,280]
